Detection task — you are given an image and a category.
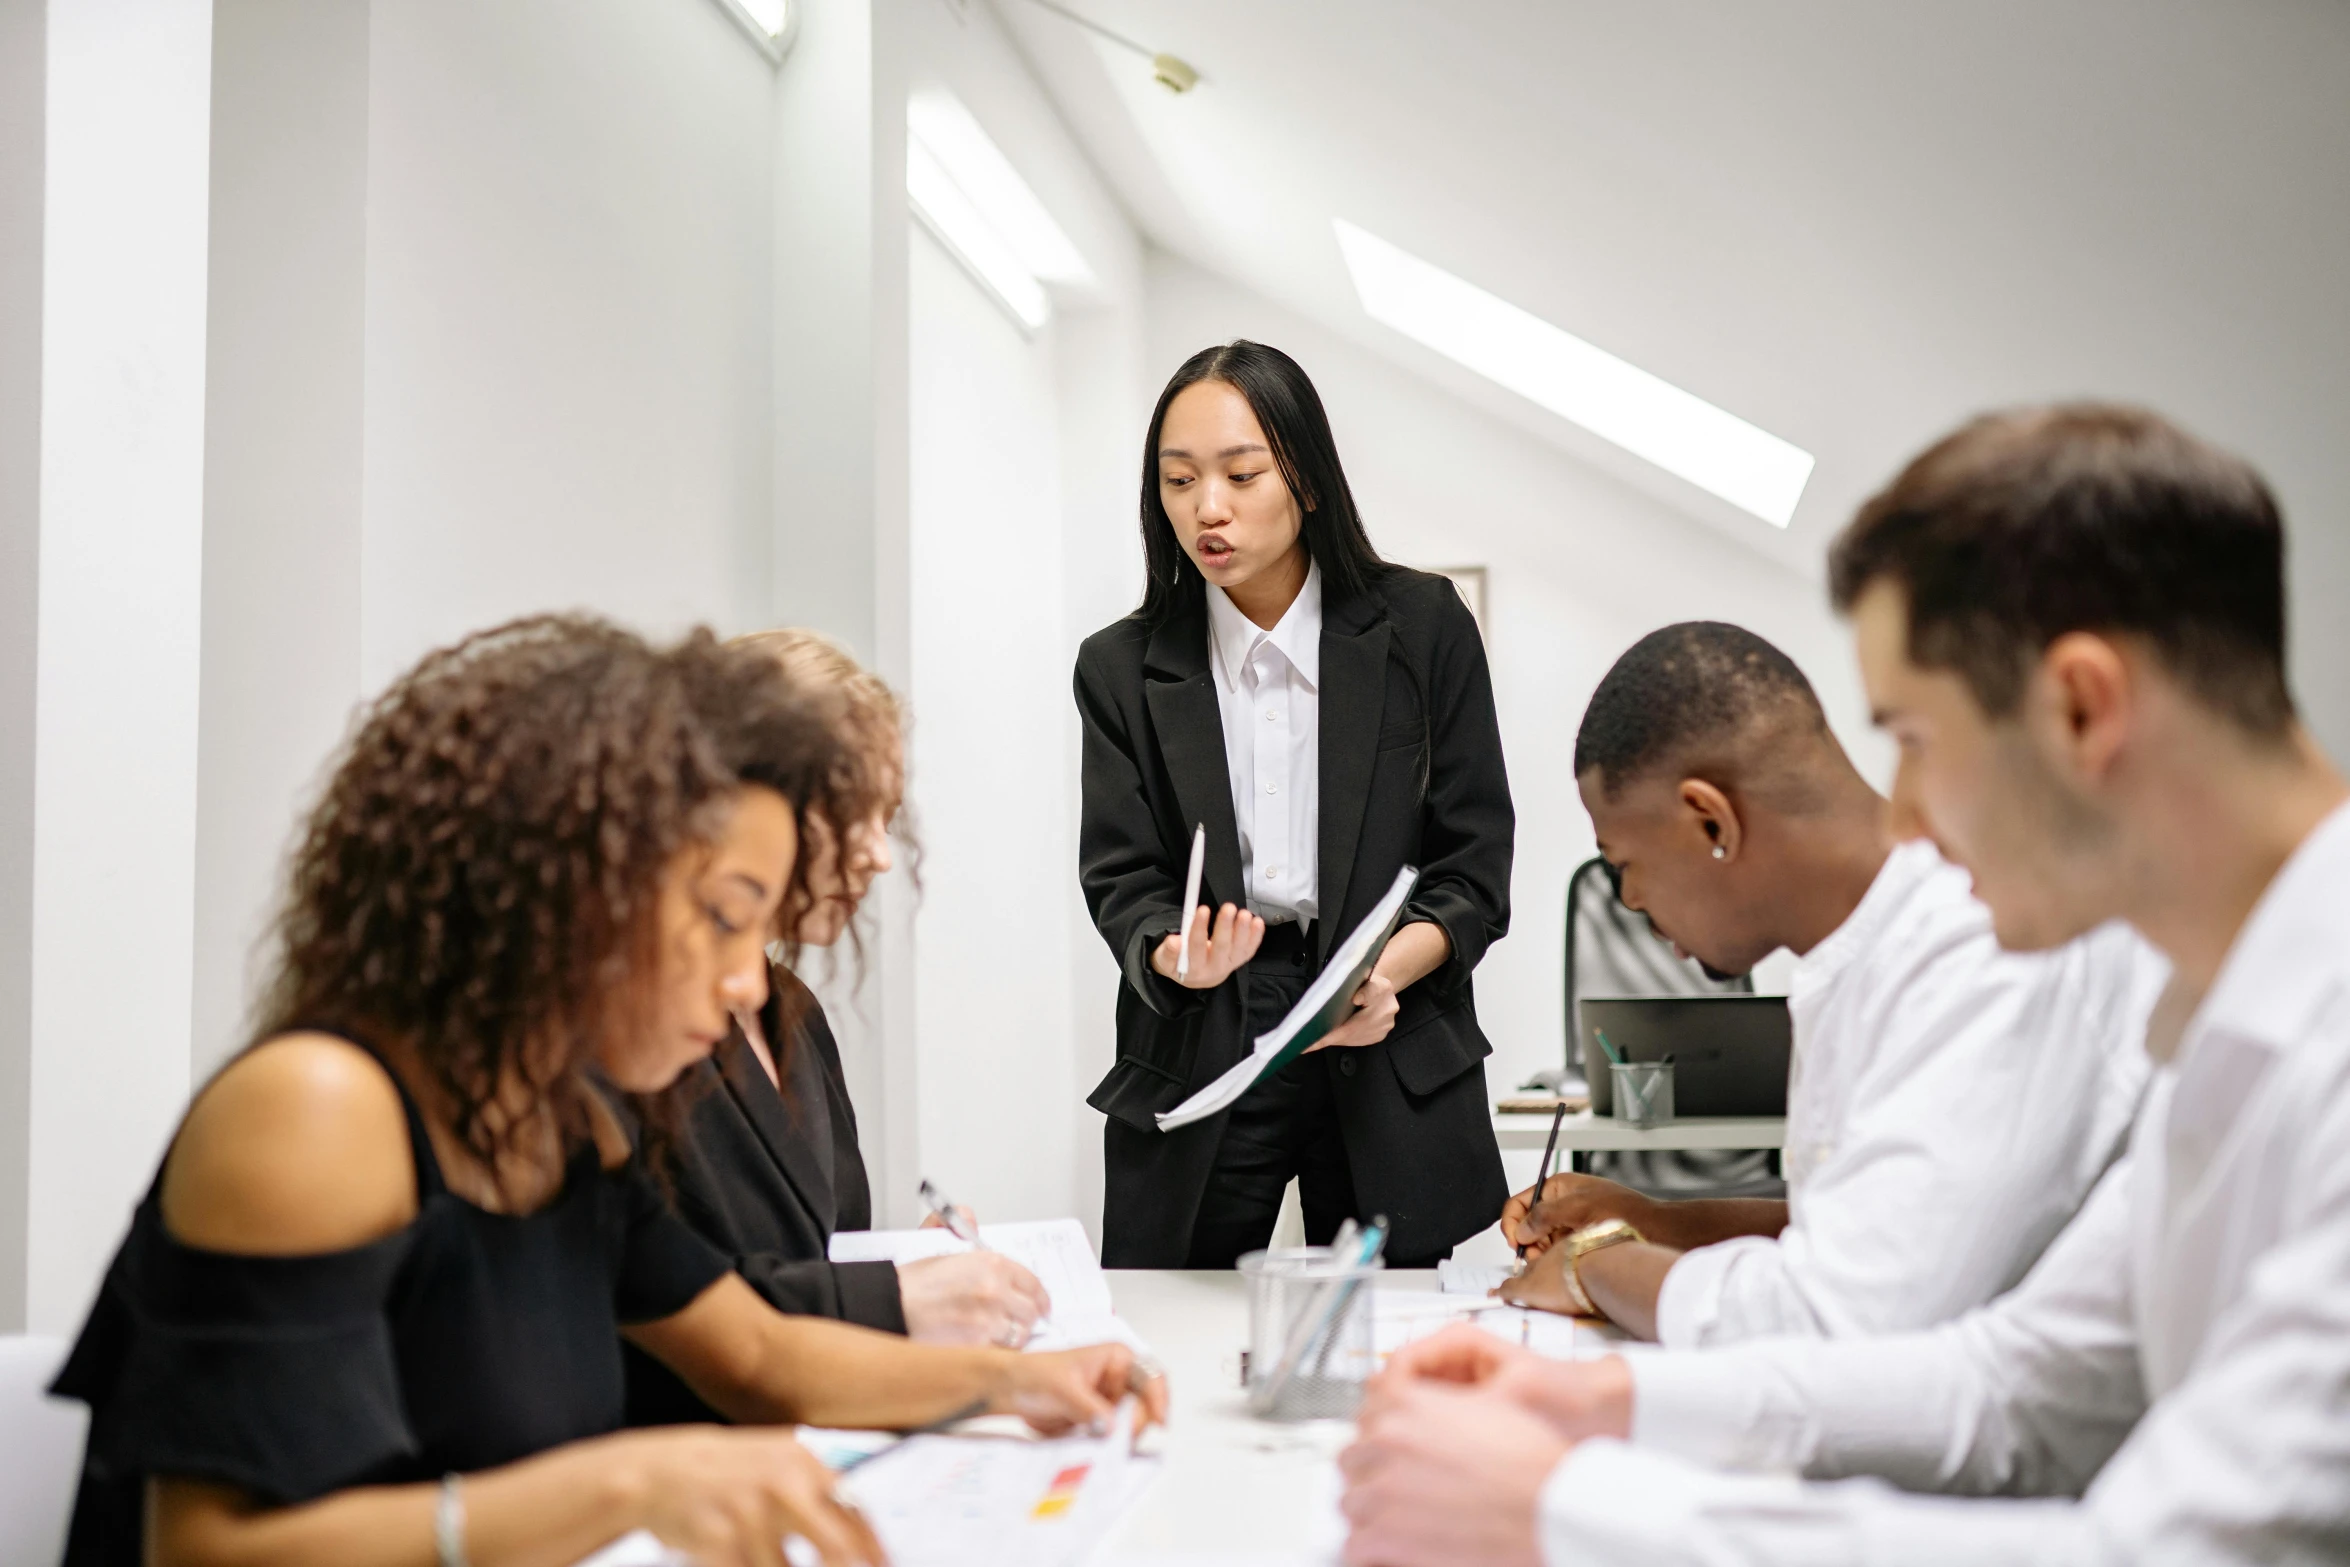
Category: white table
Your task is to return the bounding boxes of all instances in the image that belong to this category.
[1091,1268,1611,1563]
[1493,1109,1786,1157]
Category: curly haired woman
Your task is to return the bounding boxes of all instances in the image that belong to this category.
[49,616,1165,1567]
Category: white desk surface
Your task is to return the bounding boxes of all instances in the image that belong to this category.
[1492,1109,1786,1153]
[1091,1269,1613,1563]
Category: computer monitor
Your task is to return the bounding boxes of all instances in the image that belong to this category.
[1577,995,1792,1117]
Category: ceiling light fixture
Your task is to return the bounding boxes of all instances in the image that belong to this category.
[1333,219,1815,528]
[906,90,1092,332]
[1014,0,1200,93]
[712,0,798,61]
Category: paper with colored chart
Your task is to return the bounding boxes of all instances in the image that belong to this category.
[838,1401,1156,1567]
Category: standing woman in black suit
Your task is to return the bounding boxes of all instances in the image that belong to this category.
[1076,340,1515,1268]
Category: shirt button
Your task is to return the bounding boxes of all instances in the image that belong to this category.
[1339,1055,1358,1077]
[1266,867,1281,880]
[1264,710,1277,722]
[1265,782,1279,795]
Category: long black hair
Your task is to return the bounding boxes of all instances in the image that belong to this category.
[1135,340,1392,625]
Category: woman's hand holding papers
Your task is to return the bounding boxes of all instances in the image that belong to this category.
[989,1341,1170,1439]
[1340,1328,1634,1567]
[1308,919,1451,1052]
[1151,902,1265,989]
[898,1251,1051,1347]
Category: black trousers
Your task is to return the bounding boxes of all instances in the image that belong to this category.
[1183,921,1368,1268]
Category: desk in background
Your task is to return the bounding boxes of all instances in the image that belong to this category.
[1492,1108,1786,1154]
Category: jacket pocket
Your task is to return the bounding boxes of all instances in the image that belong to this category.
[1383,990,1489,1098]
[1089,993,1208,1132]
[1088,1055,1192,1133]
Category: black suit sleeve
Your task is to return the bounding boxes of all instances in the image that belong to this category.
[1401,587,1514,994]
[734,1253,907,1334]
[1075,646,1201,1020]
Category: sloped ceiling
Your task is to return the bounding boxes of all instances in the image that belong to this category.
[990,0,2350,603]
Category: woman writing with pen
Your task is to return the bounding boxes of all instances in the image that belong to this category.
[626,630,1054,1432]
[1075,340,1516,1269]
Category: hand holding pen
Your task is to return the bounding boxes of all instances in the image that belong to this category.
[1150,825,1266,988]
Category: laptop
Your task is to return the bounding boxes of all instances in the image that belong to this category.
[1577,995,1792,1117]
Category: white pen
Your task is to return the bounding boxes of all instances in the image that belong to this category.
[1175,822,1206,982]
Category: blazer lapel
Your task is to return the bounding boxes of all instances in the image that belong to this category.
[721,1000,837,1234]
[1143,603,1247,910]
[1316,583,1390,963]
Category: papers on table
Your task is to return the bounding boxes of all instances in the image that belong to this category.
[1435,1258,1516,1295]
[571,1409,1159,1567]
[1155,866,1420,1132]
[827,1216,1140,1351]
[839,1400,1157,1567]
[1372,1289,1598,1362]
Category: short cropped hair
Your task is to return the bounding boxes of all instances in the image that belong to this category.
[1828,404,2293,734]
[1576,622,1826,796]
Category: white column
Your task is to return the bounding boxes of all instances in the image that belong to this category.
[0,0,47,1331]
[27,0,214,1333]
[768,0,917,1221]
[191,0,369,1079]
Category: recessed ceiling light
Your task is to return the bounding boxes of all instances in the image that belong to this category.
[906,91,1091,333]
[1334,219,1814,528]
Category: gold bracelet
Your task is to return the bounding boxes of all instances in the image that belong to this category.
[1560,1217,1644,1318]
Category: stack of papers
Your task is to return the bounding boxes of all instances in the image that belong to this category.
[827,1216,1142,1352]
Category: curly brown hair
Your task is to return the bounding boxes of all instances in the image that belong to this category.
[251,614,889,1190]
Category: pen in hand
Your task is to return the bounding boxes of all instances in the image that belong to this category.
[1175,823,1206,982]
[918,1177,983,1248]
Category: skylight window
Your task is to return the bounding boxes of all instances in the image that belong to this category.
[713,0,796,59]
[1333,219,1814,528]
[906,91,1091,334]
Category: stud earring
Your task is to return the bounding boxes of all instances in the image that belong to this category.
[1712,845,1727,860]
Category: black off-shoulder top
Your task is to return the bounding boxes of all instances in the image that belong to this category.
[49,1034,731,1567]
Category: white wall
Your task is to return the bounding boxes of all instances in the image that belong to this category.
[887,0,1148,1235]
[26,0,214,1333]
[905,226,1078,1222]
[358,0,776,689]
[193,0,369,1079]
[1146,252,1876,1099]
[0,0,46,1330]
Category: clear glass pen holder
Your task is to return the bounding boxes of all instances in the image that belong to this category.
[1237,1245,1382,1421]
[1610,1059,1675,1129]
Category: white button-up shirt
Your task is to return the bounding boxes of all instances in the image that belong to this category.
[1656,839,2163,1346]
[1539,800,2350,1565]
[1206,562,1320,925]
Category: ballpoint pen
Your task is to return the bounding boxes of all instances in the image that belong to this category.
[917,1177,984,1248]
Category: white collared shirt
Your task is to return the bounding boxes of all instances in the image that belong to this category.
[1538,801,2350,1566]
[1655,839,2163,1346]
[1205,562,1320,925]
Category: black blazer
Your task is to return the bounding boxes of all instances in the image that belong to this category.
[1076,566,1514,1266]
[625,967,901,1426]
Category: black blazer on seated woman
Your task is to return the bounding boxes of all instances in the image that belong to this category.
[1077,565,1514,1267]
[625,966,899,1426]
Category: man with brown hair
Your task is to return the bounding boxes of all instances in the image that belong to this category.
[1338,405,2350,1565]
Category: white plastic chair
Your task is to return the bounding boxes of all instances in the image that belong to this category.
[0,1335,86,1567]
